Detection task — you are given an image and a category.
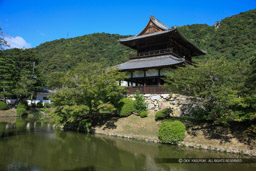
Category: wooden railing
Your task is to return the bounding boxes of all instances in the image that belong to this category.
[126,85,168,94]
[129,48,173,59]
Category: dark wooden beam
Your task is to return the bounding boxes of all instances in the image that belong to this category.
[144,70,147,94]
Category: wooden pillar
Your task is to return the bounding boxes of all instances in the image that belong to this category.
[128,81,130,87]
[158,69,161,86]
[144,70,146,94]
[130,72,133,87]
[119,81,121,86]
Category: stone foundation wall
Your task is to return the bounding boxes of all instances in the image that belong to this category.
[127,94,200,116]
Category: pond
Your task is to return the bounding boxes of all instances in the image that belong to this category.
[0,117,255,171]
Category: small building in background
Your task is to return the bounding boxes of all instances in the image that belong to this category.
[27,89,55,106]
[115,16,205,94]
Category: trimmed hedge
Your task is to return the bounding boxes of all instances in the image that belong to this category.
[117,98,135,117]
[158,120,186,144]
[0,101,9,110]
[16,108,27,117]
[155,108,172,121]
[140,111,148,118]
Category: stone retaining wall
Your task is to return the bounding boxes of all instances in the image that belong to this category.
[127,94,200,116]
[93,130,256,157]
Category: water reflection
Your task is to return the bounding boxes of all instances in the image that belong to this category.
[0,118,255,171]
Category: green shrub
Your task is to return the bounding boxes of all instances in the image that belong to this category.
[192,108,211,121]
[0,101,9,110]
[140,111,147,118]
[117,98,135,117]
[37,102,43,108]
[78,119,92,132]
[16,108,27,117]
[40,108,50,114]
[134,90,147,113]
[158,120,186,144]
[155,108,172,121]
[17,102,28,110]
[44,103,51,108]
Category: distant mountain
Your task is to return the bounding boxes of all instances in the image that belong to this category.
[32,9,256,74]
[178,9,256,60]
[33,33,135,74]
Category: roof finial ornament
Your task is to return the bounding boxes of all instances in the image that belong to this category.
[150,14,154,20]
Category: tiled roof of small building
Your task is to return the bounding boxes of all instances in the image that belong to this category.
[114,55,184,71]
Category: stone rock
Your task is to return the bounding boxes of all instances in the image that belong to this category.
[147,103,155,110]
[201,145,208,150]
[27,114,34,118]
[161,94,170,99]
[159,101,170,110]
[231,149,240,154]
[144,94,151,97]
[172,109,182,117]
[172,94,178,98]
[251,151,256,157]
[153,101,158,106]
[243,150,251,156]
[151,95,160,101]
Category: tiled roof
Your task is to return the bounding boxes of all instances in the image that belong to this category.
[119,30,173,42]
[115,55,184,71]
[149,16,170,30]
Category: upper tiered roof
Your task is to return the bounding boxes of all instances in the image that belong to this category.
[119,16,205,56]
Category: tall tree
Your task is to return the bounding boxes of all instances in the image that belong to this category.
[0,52,15,101]
[0,27,14,101]
[0,48,44,102]
[0,27,7,50]
[164,58,251,123]
[51,62,127,125]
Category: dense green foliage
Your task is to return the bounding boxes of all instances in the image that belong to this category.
[178,9,256,60]
[139,111,148,118]
[0,48,44,102]
[0,27,6,50]
[77,119,92,133]
[158,120,186,144]
[36,102,44,108]
[0,101,9,110]
[164,57,256,123]
[155,108,173,121]
[16,108,27,117]
[134,90,147,113]
[33,33,135,75]
[50,62,126,126]
[17,102,28,110]
[117,98,135,117]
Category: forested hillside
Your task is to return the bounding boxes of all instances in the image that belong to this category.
[178,9,256,60]
[33,33,135,74]
[26,9,256,75]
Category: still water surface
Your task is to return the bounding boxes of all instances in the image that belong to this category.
[0,117,255,171]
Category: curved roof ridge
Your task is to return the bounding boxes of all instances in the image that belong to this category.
[150,16,170,30]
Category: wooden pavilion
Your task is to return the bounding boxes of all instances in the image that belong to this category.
[115,16,205,94]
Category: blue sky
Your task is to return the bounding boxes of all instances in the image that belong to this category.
[0,0,256,48]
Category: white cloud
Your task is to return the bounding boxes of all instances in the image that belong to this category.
[4,36,32,49]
